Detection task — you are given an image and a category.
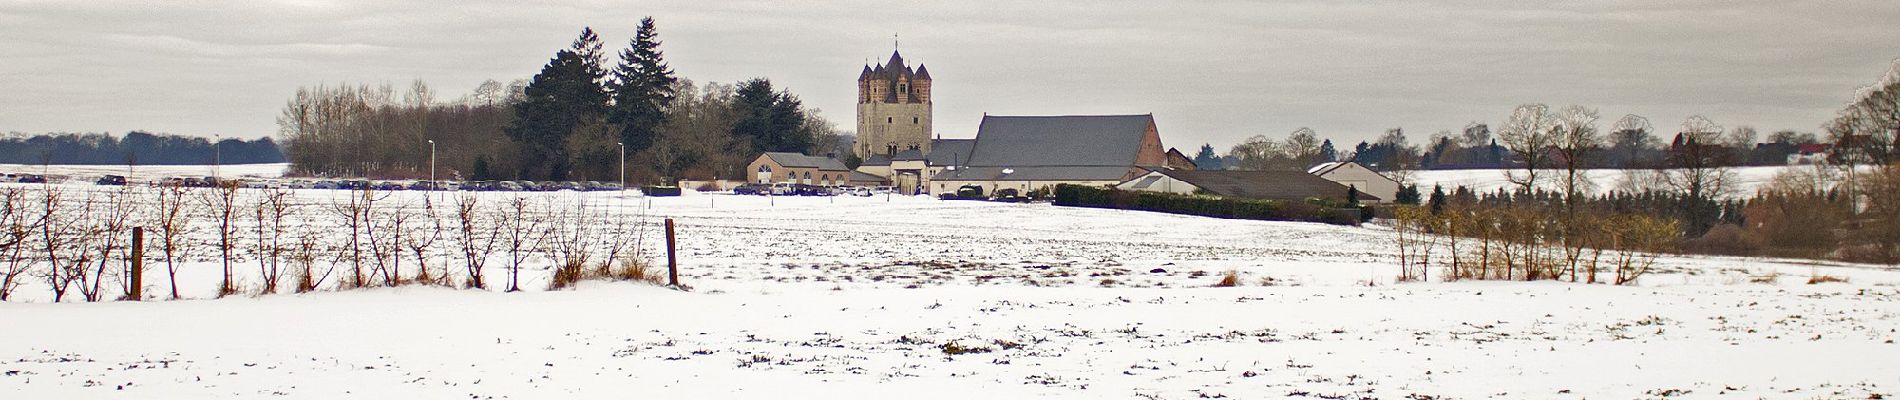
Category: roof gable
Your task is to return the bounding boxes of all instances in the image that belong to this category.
[966,115,1156,167]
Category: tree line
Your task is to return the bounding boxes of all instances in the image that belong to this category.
[278,18,843,183]
[0,131,283,165]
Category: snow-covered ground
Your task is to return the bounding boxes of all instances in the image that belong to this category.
[3,170,1898,399]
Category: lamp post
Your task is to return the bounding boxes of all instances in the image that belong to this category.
[212,134,221,183]
[427,139,437,190]
[616,142,626,191]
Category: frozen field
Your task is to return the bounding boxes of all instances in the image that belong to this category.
[2,172,1898,399]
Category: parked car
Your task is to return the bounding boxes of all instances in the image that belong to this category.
[96,175,127,186]
[733,183,770,195]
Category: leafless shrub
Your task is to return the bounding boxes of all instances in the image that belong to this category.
[196,183,242,297]
[251,187,293,294]
[330,187,379,289]
[453,193,497,289]
[405,197,447,286]
[0,187,38,301]
[75,187,135,302]
[290,226,330,293]
[498,195,544,292]
[152,182,194,299]
[544,195,597,290]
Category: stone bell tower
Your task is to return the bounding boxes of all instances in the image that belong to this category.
[855,49,933,159]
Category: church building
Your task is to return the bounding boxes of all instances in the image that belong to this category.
[856,50,933,159]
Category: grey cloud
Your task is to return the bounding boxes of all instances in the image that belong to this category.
[1,0,1896,149]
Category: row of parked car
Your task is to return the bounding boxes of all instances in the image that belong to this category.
[731,183,897,197]
[73,174,629,193]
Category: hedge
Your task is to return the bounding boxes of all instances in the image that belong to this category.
[1052,184,1362,226]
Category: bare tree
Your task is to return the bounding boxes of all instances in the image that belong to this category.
[330,187,382,289]
[405,197,446,286]
[152,182,194,299]
[252,187,293,294]
[1285,127,1324,169]
[36,186,82,302]
[1608,114,1657,167]
[498,195,544,292]
[453,193,499,289]
[1499,103,1556,191]
[1552,105,1601,276]
[76,187,135,302]
[0,187,36,301]
[197,183,242,297]
[1662,115,1739,201]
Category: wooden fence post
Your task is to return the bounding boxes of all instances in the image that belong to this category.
[129,226,144,301]
[665,218,679,287]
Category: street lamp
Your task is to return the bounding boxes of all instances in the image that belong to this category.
[212,134,222,182]
[616,142,626,191]
[427,139,437,190]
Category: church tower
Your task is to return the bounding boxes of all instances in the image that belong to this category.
[856,50,933,159]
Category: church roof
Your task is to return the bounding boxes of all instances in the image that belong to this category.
[886,50,904,70]
[927,138,974,165]
[916,64,931,80]
[964,115,1157,168]
[892,149,927,161]
[860,154,892,167]
[859,65,872,80]
[933,166,1142,182]
[760,152,848,171]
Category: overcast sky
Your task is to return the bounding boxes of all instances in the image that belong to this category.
[4,0,1899,149]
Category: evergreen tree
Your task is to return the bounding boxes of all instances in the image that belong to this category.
[607,17,678,154]
[730,78,810,153]
[1192,144,1221,169]
[1396,184,1422,205]
[505,28,611,180]
[1319,139,1337,163]
[1429,185,1447,215]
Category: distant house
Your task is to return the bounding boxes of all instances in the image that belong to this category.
[1306,161,1400,203]
[1790,143,1832,165]
[1117,169,1376,203]
[747,152,851,186]
[931,114,1171,196]
[852,137,973,194]
[1164,148,1198,171]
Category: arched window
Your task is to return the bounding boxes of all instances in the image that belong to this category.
[803,171,811,184]
[913,117,919,124]
[887,117,893,123]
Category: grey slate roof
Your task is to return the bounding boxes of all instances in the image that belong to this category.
[860,154,893,167]
[762,152,848,171]
[892,149,926,161]
[1148,169,1380,201]
[933,166,1140,182]
[847,171,890,184]
[965,115,1156,167]
[926,138,975,165]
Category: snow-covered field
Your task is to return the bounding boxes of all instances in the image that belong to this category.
[3,166,1898,399]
